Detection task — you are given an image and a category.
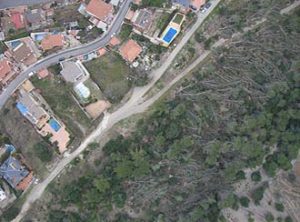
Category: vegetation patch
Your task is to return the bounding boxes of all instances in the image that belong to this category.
[84,52,132,103]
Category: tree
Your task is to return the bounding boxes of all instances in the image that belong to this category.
[221,193,239,210]
[93,177,110,193]
[285,216,293,222]
[235,170,246,180]
[130,149,150,177]
[33,141,53,162]
[265,212,274,222]
[251,171,261,182]
[2,207,20,221]
[239,196,250,208]
[251,184,267,205]
[114,159,133,179]
[275,202,284,212]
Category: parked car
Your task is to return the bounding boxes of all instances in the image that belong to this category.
[205,2,212,9]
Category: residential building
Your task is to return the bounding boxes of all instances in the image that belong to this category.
[16,88,50,129]
[119,39,142,63]
[16,82,70,153]
[172,0,206,11]
[10,11,26,30]
[85,0,114,28]
[109,36,121,47]
[60,60,89,83]
[0,187,6,201]
[12,42,35,65]
[132,9,153,32]
[37,68,49,79]
[110,0,121,6]
[40,34,64,51]
[98,48,107,56]
[0,59,15,86]
[125,9,135,21]
[0,156,33,191]
[25,9,46,29]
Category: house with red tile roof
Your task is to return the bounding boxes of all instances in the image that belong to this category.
[191,0,206,10]
[109,36,121,47]
[10,11,26,30]
[119,39,142,63]
[0,59,15,86]
[37,69,49,79]
[85,0,114,23]
[98,48,107,57]
[41,34,64,51]
[0,156,33,191]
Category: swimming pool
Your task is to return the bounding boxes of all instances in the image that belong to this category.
[163,27,178,44]
[49,119,61,132]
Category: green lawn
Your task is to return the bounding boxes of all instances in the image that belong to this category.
[173,14,184,25]
[84,52,132,103]
[31,76,91,139]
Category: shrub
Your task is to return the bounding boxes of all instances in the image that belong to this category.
[251,171,261,182]
[33,141,53,162]
[265,212,274,222]
[275,202,284,212]
[239,196,250,208]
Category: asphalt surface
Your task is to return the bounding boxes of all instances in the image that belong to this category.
[0,0,132,109]
[0,0,53,9]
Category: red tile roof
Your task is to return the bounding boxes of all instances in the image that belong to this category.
[41,34,64,51]
[16,171,33,191]
[125,10,135,21]
[119,39,142,63]
[0,59,12,81]
[191,0,206,10]
[37,69,49,79]
[109,36,121,46]
[86,0,113,21]
[98,48,107,56]
[11,11,25,29]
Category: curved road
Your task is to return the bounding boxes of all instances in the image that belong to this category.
[0,0,132,109]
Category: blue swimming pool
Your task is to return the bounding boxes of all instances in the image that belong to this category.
[16,102,28,116]
[163,27,178,43]
[49,119,61,132]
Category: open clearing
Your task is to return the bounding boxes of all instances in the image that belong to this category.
[84,52,132,103]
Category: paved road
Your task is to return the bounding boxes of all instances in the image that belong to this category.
[11,1,222,221]
[0,0,53,9]
[0,0,132,109]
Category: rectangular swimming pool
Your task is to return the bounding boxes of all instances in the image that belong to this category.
[49,118,61,132]
[163,27,178,44]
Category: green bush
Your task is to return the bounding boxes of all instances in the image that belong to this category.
[251,183,267,205]
[33,141,53,162]
[2,207,20,221]
[285,216,293,222]
[275,202,284,212]
[239,196,250,208]
[251,171,261,182]
[265,212,274,222]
